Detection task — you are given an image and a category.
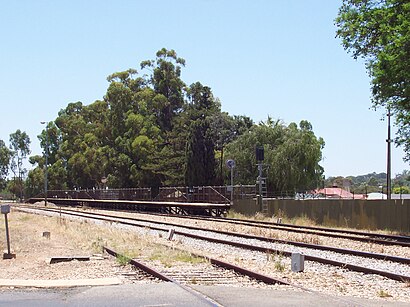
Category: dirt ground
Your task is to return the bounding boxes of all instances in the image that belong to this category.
[0,206,143,282]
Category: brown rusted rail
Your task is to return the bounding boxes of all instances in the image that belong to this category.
[218,217,410,245]
[104,247,220,307]
[103,247,289,286]
[19,206,410,283]
[145,213,410,247]
[31,205,408,265]
[104,247,172,282]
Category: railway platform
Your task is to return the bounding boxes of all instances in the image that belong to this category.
[26,197,230,217]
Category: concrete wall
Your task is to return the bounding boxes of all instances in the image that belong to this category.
[232,199,410,234]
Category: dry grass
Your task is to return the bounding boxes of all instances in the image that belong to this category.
[226,211,249,220]
[148,247,205,267]
[378,290,393,298]
[273,253,286,272]
[227,210,317,227]
[1,209,202,270]
[227,210,406,236]
[266,251,286,272]
[288,214,317,227]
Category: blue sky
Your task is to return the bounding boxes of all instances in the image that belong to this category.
[0,0,408,178]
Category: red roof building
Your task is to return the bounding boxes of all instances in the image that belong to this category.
[314,187,365,199]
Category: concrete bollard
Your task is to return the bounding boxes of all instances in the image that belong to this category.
[167,229,175,241]
[291,252,305,272]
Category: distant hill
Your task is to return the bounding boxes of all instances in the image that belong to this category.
[325,171,409,194]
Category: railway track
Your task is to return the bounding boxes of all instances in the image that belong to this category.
[104,247,220,306]
[22,205,409,262]
[26,199,410,246]
[218,216,410,245]
[103,246,297,307]
[143,212,410,247]
[104,246,289,286]
[103,247,370,307]
[66,207,410,264]
[15,205,410,283]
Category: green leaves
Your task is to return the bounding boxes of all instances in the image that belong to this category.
[23,48,325,195]
[336,0,410,161]
[0,140,11,180]
[8,130,31,199]
[185,119,216,186]
[225,119,324,194]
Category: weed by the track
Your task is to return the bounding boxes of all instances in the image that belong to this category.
[149,247,205,267]
[268,251,285,272]
[378,289,392,298]
[116,254,131,266]
[274,258,285,272]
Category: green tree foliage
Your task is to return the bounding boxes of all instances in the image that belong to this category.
[0,140,11,180]
[25,165,44,197]
[184,82,220,186]
[335,0,410,161]
[141,48,186,132]
[27,49,325,193]
[30,49,225,190]
[0,139,11,190]
[53,101,109,188]
[9,130,31,199]
[393,169,410,186]
[393,185,410,194]
[224,118,324,194]
[209,113,254,184]
[185,120,216,186]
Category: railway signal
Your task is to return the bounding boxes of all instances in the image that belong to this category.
[226,159,235,204]
[256,146,265,211]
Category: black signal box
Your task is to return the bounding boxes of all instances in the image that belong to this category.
[256,146,264,161]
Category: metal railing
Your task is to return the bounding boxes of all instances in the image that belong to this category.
[154,186,230,204]
[38,186,366,203]
[44,188,152,201]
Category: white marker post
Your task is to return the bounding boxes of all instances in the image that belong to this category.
[2,205,15,259]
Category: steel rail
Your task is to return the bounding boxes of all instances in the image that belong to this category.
[143,212,410,247]
[177,231,410,283]
[104,247,289,286]
[21,205,409,265]
[92,206,410,246]
[219,217,410,243]
[18,206,410,282]
[218,219,410,247]
[149,213,410,247]
[85,205,410,244]
[24,199,410,245]
[103,247,219,307]
[17,205,410,264]
[123,244,366,307]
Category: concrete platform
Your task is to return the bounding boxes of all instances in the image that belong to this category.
[0,278,122,288]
